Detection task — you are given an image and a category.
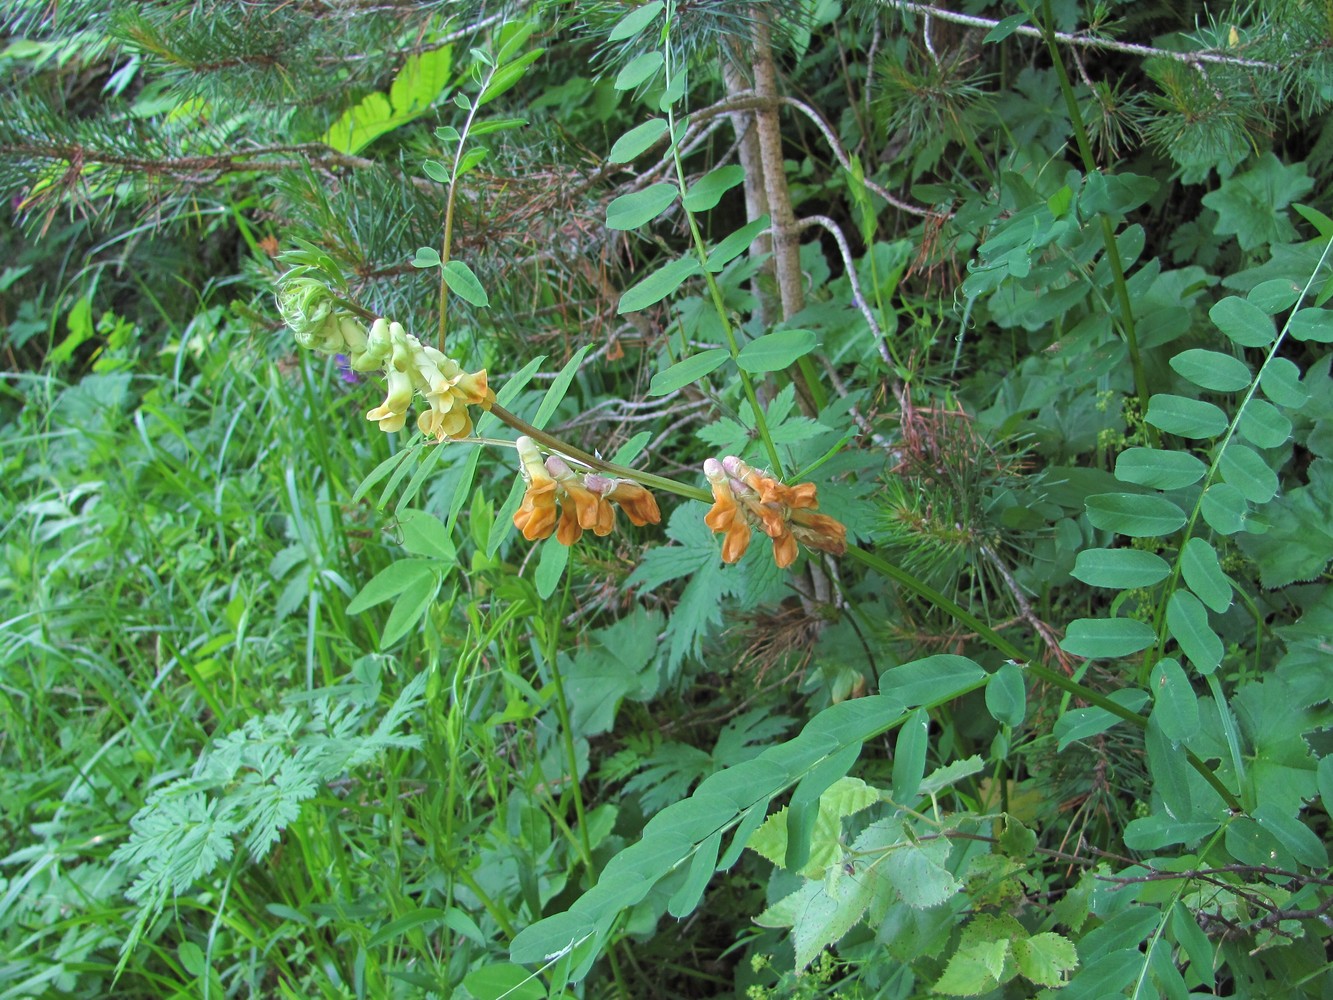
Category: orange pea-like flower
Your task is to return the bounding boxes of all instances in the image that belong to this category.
[513,436,558,540]
[704,458,753,563]
[703,455,847,568]
[604,479,661,526]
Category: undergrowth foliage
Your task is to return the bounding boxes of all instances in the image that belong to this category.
[2,1,1332,998]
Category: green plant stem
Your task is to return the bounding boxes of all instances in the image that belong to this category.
[843,546,1243,812]
[1033,0,1151,416]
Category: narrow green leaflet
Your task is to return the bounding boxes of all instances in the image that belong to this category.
[607,0,663,41]
[1054,690,1150,750]
[532,344,593,429]
[666,831,721,918]
[619,255,701,313]
[1151,657,1200,743]
[1114,447,1207,489]
[1060,617,1156,658]
[1180,537,1232,613]
[441,260,489,307]
[606,183,677,230]
[614,52,664,91]
[1145,394,1228,438]
[1072,548,1171,588]
[1169,348,1253,392]
[891,709,929,801]
[1167,590,1222,675]
[879,654,988,707]
[1209,295,1275,347]
[380,571,441,647]
[736,330,818,373]
[682,165,746,212]
[535,539,568,600]
[648,348,729,395]
[608,118,667,162]
[707,215,769,271]
[985,662,1027,727]
[1085,493,1186,536]
[347,559,437,614]
[1219,444,1278,503]
[1146,714,1193,820]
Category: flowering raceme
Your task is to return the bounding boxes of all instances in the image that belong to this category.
[278,273,492,440]
[704,456,846,569]
[513,436,661,545]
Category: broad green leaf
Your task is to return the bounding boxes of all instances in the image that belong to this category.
[1085,493,1186,537]
[1180,537,1232,613]
[614,51,664,90]
[1146,713,1193,819]
[682,164,746,212]
[421,159,450,183]
[1248,277,1302,313]
[454,145,488,179]
[618,255,701,313]
[1170,903,1215,989]
[658,67,686,109]
[381,571,440,647]
[985,661,1026,727]
[1169,348,1253,392]
[746,776,877,877]
[441,260,489,307]
[399,509,455,561]
[1060,617,1156,658]
[462,965,545,1000]
[891,708,929,802]
[736,330,818,373]
[1201,153,1313,249]
[884,837,962,908]
[1253,804,1329,867]
[1259,356,1310,409]
[347,559,436,614]
[1209,296,1275,348]
[608,0,663,41]
[1219,443,1278,503]
[648,348,729,395]
[878,654,987,707]
[918,755,984,796]
[1167,590,1222,675]
[1151,657,1199,743]
[1054,690,1149,750]
[1237,398,1291,448]
[478,49,544,106]
[608,117,667,163]
[1012,932,1078,989]
[1146,394,1228,438]
[785,742,862,871]
[532,343,593,429]
[1114,447,1206,489]
[606,182,677,230]
[933,936,1011,996]
[534,538,568,600]
[666,831,721,918]
[1289,306,1333,342]
[1318,755,1333,814]
[1200,482,1248,534]
[411,246,441,268]
[1071,548,1171,588]
[707,215,769,271]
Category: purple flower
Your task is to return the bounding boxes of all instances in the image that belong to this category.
[334,354,362,384]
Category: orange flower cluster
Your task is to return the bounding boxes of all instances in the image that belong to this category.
[512,436,661,545]
[703,456,847,569]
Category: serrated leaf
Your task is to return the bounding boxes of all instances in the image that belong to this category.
[1060,617,1156,658]
[1289,307,1333,342]
[985,662,1026,727]
[608,117,668,162]
[614,51,663,90]
[1114,447,1208,489]
[441,260,489,307]
[934,937,1011,996]
[1151,657,1199,743]
[607,0,663,41]
[682,164,746,212]
[1180,537,1232,612]
[1169,348,1253,392]
[618,255,701,313]
[606,183,677,230]
[885,837,962,908]
[1219,443,1278,503]
[1146,394,1228,438]
[736,330,818,373]
[1237,398,1291,448]
[747,776,878,876]
[1209,296,1275,347]
[648,348,729,395]
[1085,493,1186,537]
[1236,464,1333,586]
[1072,548,1171,588]
[1012,932,1078,988]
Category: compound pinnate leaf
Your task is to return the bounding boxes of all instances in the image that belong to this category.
[608,0,664,40]
[1055,690,1149,750]
[441,260,489,307]
[1259,357,1310,409]
[682,164,746,212]
[985,662,1026,727]
[614,52,664,91]
[1289,306,1333,342]
[878,654,987,707]
[1237,399,1291,448]
[1200,482,1249,534]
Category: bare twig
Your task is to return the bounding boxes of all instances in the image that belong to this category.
[796,213,890,367]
